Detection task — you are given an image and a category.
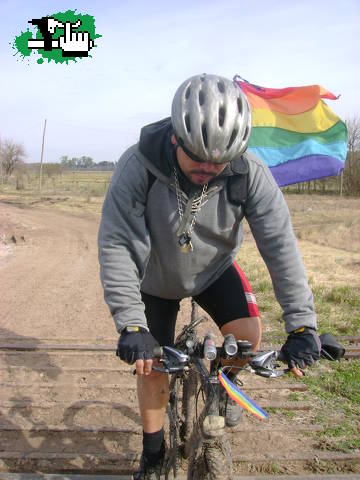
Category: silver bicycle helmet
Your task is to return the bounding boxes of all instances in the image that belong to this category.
[171,74,252,164]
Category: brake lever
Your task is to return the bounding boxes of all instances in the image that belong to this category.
[249,350,287,378]
[152,346,190,374]
[255,367,286,378]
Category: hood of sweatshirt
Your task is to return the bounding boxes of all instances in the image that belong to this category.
[138,117,248,193]
[139,117,174,177]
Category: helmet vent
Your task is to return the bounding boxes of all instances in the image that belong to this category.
[217,81,225,93]
[199,90,205,106]
[219,107,225,127]
[244,125,250,140]
[185,114,191,133]
[227,129,238,150]
[201,123,208,148]
[237,97,243,115]
[171,74,251,163]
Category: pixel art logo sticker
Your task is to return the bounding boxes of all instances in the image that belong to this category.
[12,10,101,64]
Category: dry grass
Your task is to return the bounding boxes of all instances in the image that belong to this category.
[0,171,112,218]
[286,193,360,254]
[236,194,360,456]
[238,193,360,336]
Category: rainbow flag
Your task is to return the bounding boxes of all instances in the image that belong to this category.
[234,76,348,187]
[218,369,268,420]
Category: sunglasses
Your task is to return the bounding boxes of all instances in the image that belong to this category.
[174,135,226,165]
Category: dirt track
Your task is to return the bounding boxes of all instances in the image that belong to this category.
[1,203,359,476]
[0,203,113,341]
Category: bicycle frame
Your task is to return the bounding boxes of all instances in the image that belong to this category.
[159,300,286,479]
[163,302,233,479]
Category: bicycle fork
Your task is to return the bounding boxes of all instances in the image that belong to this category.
[202,370,226,438]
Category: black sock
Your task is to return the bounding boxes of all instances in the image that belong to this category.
[143,428,165,465]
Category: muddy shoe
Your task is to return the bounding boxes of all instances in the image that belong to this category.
[224,397,243,427]
[133,452,165,480]
[220,389,243,427]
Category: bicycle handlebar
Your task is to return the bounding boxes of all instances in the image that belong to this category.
[152,336,287,378]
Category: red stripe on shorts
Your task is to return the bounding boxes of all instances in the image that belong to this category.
[232,261,260,317]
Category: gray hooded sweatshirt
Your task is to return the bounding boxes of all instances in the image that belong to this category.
[98,118,316,335]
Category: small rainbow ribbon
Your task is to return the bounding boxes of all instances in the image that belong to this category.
[218,369,268,420]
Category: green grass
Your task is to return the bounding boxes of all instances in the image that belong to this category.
[237,224,360,456]
[303,360,360,405]
[282,409,296,419]
[288,392,300,402]
[311,283,360,336]
[326,286,360,308]
[303,360,360,452]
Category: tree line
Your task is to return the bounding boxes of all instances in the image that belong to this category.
[0,145,116,179]
[1,116,360,195]
[59,156,116,171]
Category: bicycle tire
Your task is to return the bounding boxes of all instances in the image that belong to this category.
[166,369,199,479]
[181,369,198,458]
[166,375,181,480]
[187,432,233,480]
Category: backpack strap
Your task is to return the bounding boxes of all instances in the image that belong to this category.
[227,174,248,206]
[147,169,156,196]
[227,155,249,206]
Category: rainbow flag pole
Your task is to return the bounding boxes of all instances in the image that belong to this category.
[234,75,348,187]
[218,369,268,421]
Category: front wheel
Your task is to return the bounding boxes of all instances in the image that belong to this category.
[181,369,198,457]
[187,433,233,480]
[166,376,181,479]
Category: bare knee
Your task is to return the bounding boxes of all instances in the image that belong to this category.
[220,316,261,351]
[220,317,262,370]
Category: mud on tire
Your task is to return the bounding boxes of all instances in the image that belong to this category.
[187,435,233,480]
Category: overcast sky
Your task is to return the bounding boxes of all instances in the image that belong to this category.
[1,0,359,164]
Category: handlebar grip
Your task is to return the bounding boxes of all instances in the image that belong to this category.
[153,346,163,358]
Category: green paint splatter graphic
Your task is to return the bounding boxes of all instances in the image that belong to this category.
[13,29,33,59]
[12,9,101,65]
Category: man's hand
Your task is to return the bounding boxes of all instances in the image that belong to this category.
[116,326,159,375]
[280,327,321,377]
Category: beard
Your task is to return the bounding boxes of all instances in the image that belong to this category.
[187,170,217,185]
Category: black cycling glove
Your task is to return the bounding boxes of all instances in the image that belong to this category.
[280,327,321,370]
[116,326,159,364]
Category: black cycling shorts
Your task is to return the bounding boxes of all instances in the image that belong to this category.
[141,261,259,346]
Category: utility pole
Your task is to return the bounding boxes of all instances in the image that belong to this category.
[38,119,47,193]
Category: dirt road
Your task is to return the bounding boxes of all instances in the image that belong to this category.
[1,202,359,475]
[0,203,113,342]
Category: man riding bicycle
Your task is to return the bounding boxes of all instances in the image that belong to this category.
[98,73,321,480]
